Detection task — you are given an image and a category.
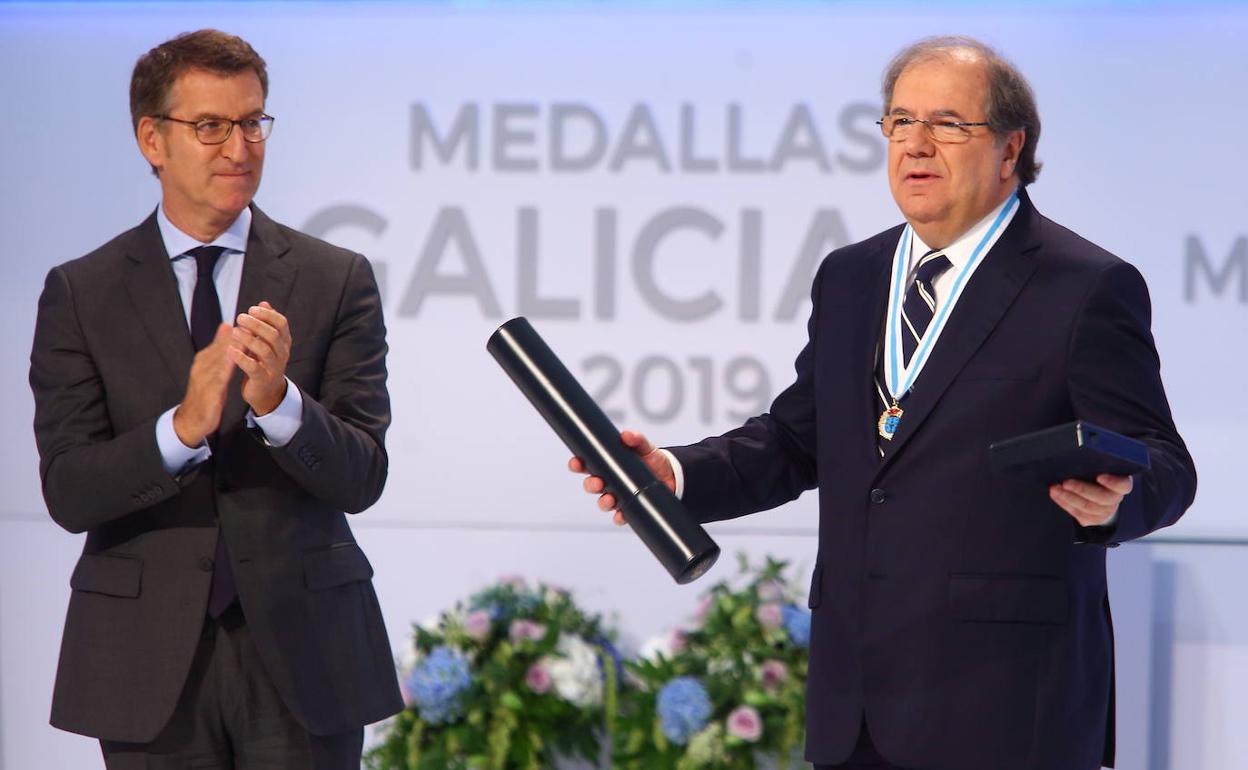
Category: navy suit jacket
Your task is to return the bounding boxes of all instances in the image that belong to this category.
[669,191,1196,770]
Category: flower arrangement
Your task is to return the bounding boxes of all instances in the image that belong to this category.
[366,577,620,770]
[613,556,812,770]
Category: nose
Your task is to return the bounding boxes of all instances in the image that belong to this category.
[902,124,935,157]
[219,123,250,162]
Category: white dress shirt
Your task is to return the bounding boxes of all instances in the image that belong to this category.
[153,204,303,476]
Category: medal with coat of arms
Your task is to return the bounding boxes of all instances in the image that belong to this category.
[878,401,903,441]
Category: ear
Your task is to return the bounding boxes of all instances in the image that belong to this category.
[136,115,166,173]
[1000,129,1025,181]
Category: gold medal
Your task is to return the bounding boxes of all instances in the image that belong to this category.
[878,402,903,441]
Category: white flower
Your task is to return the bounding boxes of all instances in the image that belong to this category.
[639,632,671,662]
[638,628,687,661]
[543,584,571,605]
[418,613,443,633]
[396,640,420,677]
[541,634,603,707]
[707,657,736,676]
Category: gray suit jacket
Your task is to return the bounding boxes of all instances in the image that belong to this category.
[30,205,403,742]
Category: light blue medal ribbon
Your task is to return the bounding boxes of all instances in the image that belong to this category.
[879,189,1019,440]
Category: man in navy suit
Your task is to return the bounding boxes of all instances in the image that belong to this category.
[573,36,1195,770]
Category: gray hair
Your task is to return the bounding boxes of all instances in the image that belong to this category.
[881,36,1042,186]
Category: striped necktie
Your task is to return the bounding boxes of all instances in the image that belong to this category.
[901,249,952,367]
[874,249,952,455]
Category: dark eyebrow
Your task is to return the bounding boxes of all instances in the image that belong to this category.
[887,108,972,120]
[186,110,266,121]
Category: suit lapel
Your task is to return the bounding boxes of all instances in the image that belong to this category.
[852,242,895,461]
[123,211,194,390]
[222,206,298,431]
[874,192,1043,476]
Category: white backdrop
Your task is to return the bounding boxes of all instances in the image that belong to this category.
[1,3,1244,768]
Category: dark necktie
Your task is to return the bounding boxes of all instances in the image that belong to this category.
[874,249,952,455]
[900,249,952,367]
[189,246,225,351]
[187,246,238,618]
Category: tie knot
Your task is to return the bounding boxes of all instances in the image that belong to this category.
[186,245,225,278]
[915,250,951,284]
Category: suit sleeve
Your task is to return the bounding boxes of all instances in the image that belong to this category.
[1068,260,1197,543]
[263,253,390,513]
[30,266,181,533]
[666,259,825,522]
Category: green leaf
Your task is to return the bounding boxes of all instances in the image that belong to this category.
[500,691,524,711]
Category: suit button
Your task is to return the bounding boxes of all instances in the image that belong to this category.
[198,557,214,572]
[217,480,231,493]
[870,488,887,504]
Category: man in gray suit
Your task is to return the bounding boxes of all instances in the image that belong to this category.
[29,29,401,768]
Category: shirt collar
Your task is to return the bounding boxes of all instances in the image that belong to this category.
[157,204,252,260]
[909,190,1018,273]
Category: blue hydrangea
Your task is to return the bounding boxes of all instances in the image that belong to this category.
[782,604,811,647]
[516,593,542,614]
[656,676,712,744]
[468,587,540,621]
[406,646,473,724]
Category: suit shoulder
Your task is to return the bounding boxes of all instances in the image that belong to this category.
[814,223,905,281]
[53,222,150,279]
[1036,214,1134,275]
[270,219,369,268]
[1028,212,1156,326]
[836,223,906,261]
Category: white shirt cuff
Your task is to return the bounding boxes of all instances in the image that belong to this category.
[155,406,211,476]
[246,378,303,447]
[659,448,685,499]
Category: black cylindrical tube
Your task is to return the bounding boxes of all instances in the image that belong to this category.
[487,317,719,584]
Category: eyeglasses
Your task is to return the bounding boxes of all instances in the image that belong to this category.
[155,114,275,145]
[877,115,991,144]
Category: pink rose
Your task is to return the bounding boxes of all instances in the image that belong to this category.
[670,628,688,654]
[756,603,783,629]
[760,659,789,693]
[757,580,785,603]
[498,574,528,591]
[693,593,715,624]
[464,610,492,641]
[510,619,546,643]
[727,705,763,742]
[526,663,553,694]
